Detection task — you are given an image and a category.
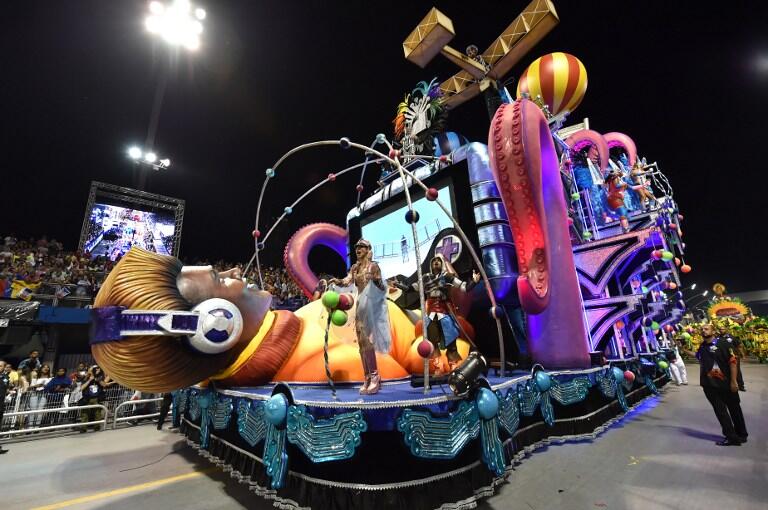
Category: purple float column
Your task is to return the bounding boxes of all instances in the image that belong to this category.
[488,99,591,368]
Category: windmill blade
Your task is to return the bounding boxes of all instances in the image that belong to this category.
[482,0,560,80]
[437,0,559,110]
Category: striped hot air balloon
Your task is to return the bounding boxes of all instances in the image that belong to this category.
[516,52,587,116]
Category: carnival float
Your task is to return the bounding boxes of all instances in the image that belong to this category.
[89,1,689,508]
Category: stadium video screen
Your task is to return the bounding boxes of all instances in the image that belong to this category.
[83,203,176,260]
[360,184,454,279]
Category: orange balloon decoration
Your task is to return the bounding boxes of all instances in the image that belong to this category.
[517,52,588,116]
[680,264,692,273]
[615,320,625,330]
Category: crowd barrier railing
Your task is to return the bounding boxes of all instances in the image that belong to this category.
[1,386,166,439]
[1,405,108,437]
[112,398,163,428]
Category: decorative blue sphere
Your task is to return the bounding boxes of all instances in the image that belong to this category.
[197,392,212,408]
[265,168,275,178]
[534,370,552,392]
[475,388,499,420]
[405,209,420,224]
[339,137,351,149]
[257,241,265,251]
[265,394,288,427]
[676,300,686,310]
[489,306,504,320]
[612,366,625,384]
[284,206,293,215]
[375,133,387,145]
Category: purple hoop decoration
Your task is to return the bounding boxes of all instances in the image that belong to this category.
[489,99,591,369]
[284,223,348,298]
[603,132,637,167]
[564,129,609,175]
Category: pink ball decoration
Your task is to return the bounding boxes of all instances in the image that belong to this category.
[624,370,635,383]
[664,324,674,332]
[356,184,364,192]
[417,340,434,358]
[337,293,354,311]
[426,188,439,201]
[680,264,692,273]
[252,229,261,239]
[668,282,678,290]
[389,148,400,159]
[327,173,336,182]
[669,223,677,230]
[674,257,681,266]
[651,250,662,260]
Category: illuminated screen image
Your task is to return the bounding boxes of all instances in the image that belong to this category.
[361,185,454,279]
[83,203,176,260]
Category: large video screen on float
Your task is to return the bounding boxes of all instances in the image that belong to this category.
[360,184,455,280]
[83,203,176,260]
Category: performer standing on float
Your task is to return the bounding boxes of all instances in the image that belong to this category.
[398,254,480,374]
[330,239,391,395]
[629,161,656,210]
[605,167,650,233]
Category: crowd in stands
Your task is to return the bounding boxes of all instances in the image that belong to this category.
[0,234,309,307]
[0,351,137,434]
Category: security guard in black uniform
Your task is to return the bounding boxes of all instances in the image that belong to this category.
[696,323,748,446]
[0,359,10,454]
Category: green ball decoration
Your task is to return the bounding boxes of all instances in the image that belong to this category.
[571,192,580,202]
[582,231,593,240]
[658,360,669,370]
[321,291,339,309]
[650,321,660,331]
[681,332,692,340]
[331,309,348,326]
[661,250,674,262]
[641,286,649,294]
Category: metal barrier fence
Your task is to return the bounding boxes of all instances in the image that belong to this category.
[1,385,166,439]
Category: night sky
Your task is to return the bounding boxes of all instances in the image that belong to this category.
[2,1,767,293]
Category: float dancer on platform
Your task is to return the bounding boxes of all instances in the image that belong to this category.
[330,239,391,395]
[397,254,479,374]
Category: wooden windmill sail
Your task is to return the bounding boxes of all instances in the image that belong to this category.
[403,0,559,110]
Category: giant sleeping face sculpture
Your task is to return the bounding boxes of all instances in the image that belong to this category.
[91,247,442,392]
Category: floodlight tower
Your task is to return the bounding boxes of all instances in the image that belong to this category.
[135,0,206,190]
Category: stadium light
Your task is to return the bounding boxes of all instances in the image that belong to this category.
[126,145,171,171]
[145,0,206,51]
[127,146,143,159]
[690,283,697,290]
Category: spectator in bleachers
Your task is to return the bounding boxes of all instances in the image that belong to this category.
[44,368,71,394]
[3,363,19,387]
[78,366,110,431]
[18,349,42,372]
[70,362,88,382]
[0,359,10,453]
[25,368,51,428]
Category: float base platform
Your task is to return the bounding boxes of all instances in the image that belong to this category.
[174,363,669,510]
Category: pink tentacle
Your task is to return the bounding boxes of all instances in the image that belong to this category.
[283,223,348,298]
